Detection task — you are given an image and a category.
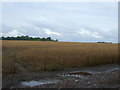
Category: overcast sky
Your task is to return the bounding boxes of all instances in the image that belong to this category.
[1,2,118,42]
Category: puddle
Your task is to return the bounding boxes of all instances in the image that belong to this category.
[20,67,119,87]
[62,71,92,78]
[63,72,92,76]
[61,67,119,78]
[21,80,59,87]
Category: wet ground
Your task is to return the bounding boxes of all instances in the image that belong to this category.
[2,63,120,88]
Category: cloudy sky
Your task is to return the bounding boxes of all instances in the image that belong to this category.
[1,2,118,42]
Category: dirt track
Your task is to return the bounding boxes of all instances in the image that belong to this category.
[2,63,120,89]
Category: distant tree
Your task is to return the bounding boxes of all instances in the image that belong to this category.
[1,35,58,42]
[41,38,46,41]
[55,39,58,42]
[1,37,5,40]
[47,37,51,41]
[97,42,105,43]
[6,37,11,40]
[97,41,112,44]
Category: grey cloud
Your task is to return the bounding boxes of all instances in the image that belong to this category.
[2,24,14,33]
[2,2,117,43]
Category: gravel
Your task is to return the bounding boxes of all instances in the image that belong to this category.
[2,64,120,88]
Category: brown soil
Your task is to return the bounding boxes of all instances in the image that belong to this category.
[2,63,120,89]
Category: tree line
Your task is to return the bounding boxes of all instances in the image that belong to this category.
[97,41,112,44]
[0,36,58,41]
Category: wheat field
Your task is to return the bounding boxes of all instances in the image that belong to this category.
[2,40,118,74]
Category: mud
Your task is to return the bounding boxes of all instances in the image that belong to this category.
[2,63,120,88]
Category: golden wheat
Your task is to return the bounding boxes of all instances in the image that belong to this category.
[2,40,118,73]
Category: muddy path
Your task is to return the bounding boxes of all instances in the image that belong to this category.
[2,63,120,88]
